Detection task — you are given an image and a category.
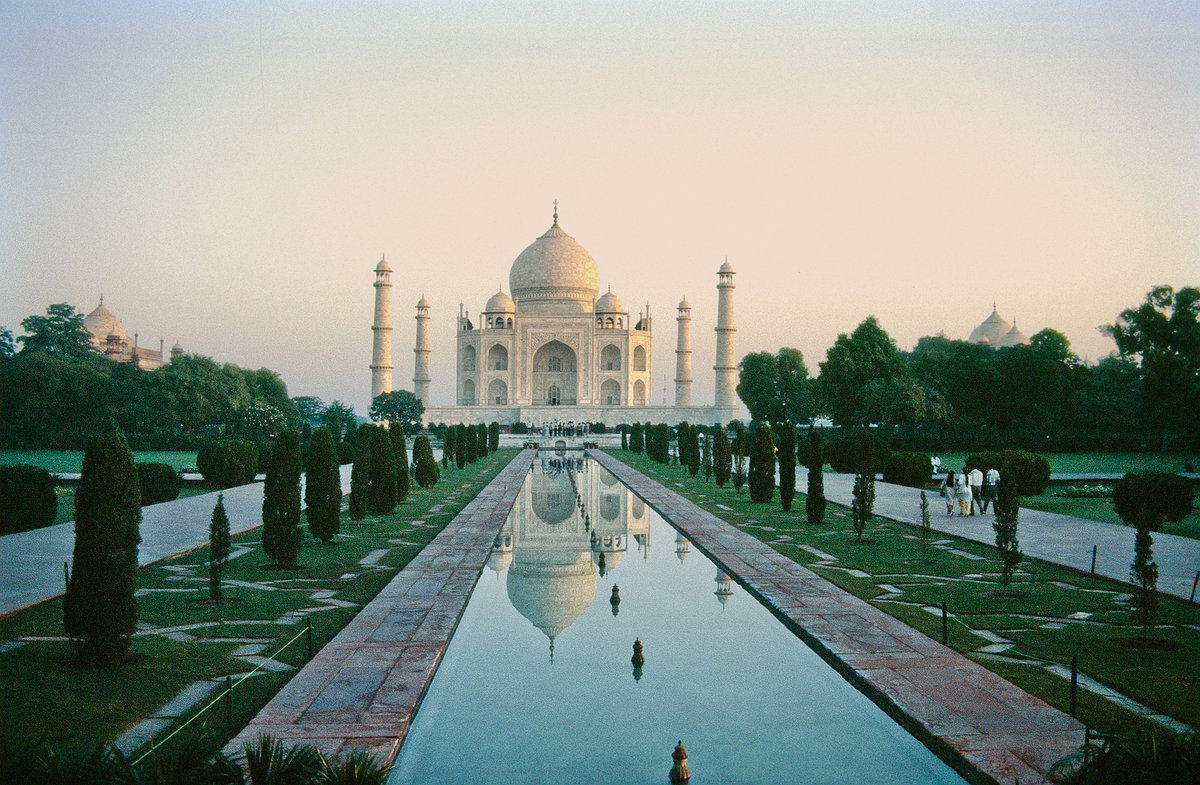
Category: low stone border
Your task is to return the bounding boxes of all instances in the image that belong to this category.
[224,450,535,763]
[592,450,1084,785]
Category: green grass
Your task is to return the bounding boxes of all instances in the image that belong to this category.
[0,449,517,775]
[933,451,1198,475]
[1,450,198,473]
[1022,491,1200,540]
[51,485,212,527]
[617,451,1200,734]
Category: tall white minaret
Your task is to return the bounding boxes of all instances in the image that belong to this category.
[714,259,737,409]
[675,296,692,406]
[370,256,393,400]
[414,295,431,404]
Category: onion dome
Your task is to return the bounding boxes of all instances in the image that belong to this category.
[509,211,601,313]
[719,259,735,274]
[485,288,515,314]
[595,288,625,314]
[968,305,1012,346]
[417,294,430,308]
[83,299,128,348]
[375,256,391,272]
[678,296,690,310]
[996,321,1031,347]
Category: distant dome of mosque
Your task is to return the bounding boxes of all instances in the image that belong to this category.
[485,289,515,313]
[595,289,625,314]
[506,551,597,642]
[996,321,1031,348]
[84,300,127,346]
[509,208,601,313]
[968,305,1012,346]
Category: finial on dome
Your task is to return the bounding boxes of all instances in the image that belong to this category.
[553,199,558,225]
[99,294,104,306]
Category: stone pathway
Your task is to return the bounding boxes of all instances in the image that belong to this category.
[0,465,354,616]
[223,450,535,763]
[594,450,1084,785]
[797,468,1200,601]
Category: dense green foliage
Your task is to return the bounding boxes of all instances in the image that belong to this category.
[966,450,1052,496]
[881,451,933,488]
[367,425,399,515]
[347,424,372,521]
[850,470,874,542]
[992,478,1022,592]
[304,428,342,543]
[489,421,500,452]
[455,424,467,468]
[261,431,302,568]
[0,464,58,534]
[196,439,257,489]
[63,430,141,665]
[827,429,890,474]
[208,493,230,601]
[737,348,817,424]
[369,389,424,434]
[412,435,440,488]
[443,424,456,467]
[389,424,410,503]
[135,462,180,505]
[777,425,796,511]
[712,428,732,487]
[747,423,775,503]
[1113,472,1194,531]
[805,429,826,525]
[630,422,644,454]
[1047,728,1200,785]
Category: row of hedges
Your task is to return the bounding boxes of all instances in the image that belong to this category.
[0,465,58,535]
[965,450,1053,496]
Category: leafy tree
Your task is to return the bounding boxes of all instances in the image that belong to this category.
[240,399,288,440]
[370,389,424,435]
[991,479,1022,593]
[348,424,373,520]
[818,316,905,427]
[241,367,298,427]
[0,326,15,356]
[1113,472,1194,532]
[0,350,114,446]
[63,429,141,665]
[152,353,250,434]
[850,470,875,542]
[305,428,342,543]
[320,400,357,443]
[908,335,1003,429]
[778,424,796,511]
[1105,285,1200,450]
[737,348,816,424]
[390,424,410,503]
[209,494,230,600]
[805,429,826,525]
[859,376,949,442]
[367,425,398,515]
[712,428,732,487]
[18,303,97,360]
[262,430,303,568]
[413,435,440,488]
[292,396,325,426]
[748,423,775,503]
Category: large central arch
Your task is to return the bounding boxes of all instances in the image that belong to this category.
[532,340,577,406]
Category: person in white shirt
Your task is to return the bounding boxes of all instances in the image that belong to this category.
[981,467,1001,513]
[968,468,984,515]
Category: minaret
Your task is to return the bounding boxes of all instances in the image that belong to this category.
[714,258,737,409]
[414,295,431,404]
[675,296,692,406]
[370,256,393,400]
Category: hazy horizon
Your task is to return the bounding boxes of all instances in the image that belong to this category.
[3,2,1197,416]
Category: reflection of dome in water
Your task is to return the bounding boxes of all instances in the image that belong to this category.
[531,471,576,524]
[487,549,513,573]
[506,551,597,643]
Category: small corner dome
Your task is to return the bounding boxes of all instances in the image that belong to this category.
[171,340,183,351]
[595,290,625,314]
[375,257,391,272]
[417,295,430,308]
[998,322,1031,347]
[486,289,515,313]
[678,296,690,310]
[719,260,734,274]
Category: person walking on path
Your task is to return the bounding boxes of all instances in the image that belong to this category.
[968,467,984,515]
[981,466,1000,514]
[955,468,973,516]
[940,470,956,515]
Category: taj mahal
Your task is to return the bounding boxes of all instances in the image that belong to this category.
[371,206,740,426]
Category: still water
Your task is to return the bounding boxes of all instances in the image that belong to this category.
[390,456,967,784]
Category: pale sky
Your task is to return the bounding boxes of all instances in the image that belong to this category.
[3,1,1197,416]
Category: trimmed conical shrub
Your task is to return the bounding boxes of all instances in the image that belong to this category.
[262,430,303,568]
[390,424,410,502]
[748,422,775,503]
[778,425,796,512]
[64,429,141,665]
[305,427,342,543]
[443,426,456,468]
[805,429,826,525]
[348,424,372,520]
[368,425,398,515]
[713,429,731,487]
[413,435,440,488]
[209,493,230,600]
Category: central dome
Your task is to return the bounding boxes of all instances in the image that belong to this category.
[509,219,601,313]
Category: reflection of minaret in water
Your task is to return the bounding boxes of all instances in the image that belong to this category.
[675,531,690,564]
[714,568,733,608]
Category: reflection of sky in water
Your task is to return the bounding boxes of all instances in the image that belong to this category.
[390,458,967,785]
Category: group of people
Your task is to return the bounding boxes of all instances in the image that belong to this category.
[938,465,1001,517]
[536,420,591,438]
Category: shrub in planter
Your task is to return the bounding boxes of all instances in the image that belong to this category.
[0,464,58,535]
[137,462,181,505]
[828,430,890,475]
[1113,472,1194,531]
[196,439,258,488]
[882,452,932,488]
[965,450,1051,496]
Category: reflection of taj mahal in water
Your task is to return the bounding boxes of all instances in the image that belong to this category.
[486,458,733,656]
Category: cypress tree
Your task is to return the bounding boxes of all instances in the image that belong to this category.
[64,429,141,665]
[748,422,775,503]
[465,424,478,463]
[778,424,796,512]
[263,430,303,568]
[475,424,487,458]
[805,429,826,525]
[209,493,230,600]
[391,424,410,502]
[731,422,747,492]
[413,435,440,488]
[305,427,342,543]
[713,428,732,487]
[630,422,644,454]
[489,422,500,452]
[688,424,701,477]
[621,426,628,450]
[455,424,467,468]
[348,423,372,520]
[443,425,456,468]
[992,478,1022,594]
[851,470,875,542]
[368,425,399,515]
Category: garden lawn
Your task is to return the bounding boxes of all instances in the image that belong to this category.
[0,449,517,776]
[615,451,1200,735]
[52,485,212,527]
[1021,490,1200,541]
[1,450,198,473]
[933,451,1197,476]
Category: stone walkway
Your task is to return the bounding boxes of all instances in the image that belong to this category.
[796,468,1200,601]
[223,450,535,763]
[0,465,354,617]
[594,451,1084,785]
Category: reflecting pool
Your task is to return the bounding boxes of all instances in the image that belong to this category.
[390,456,967,784]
